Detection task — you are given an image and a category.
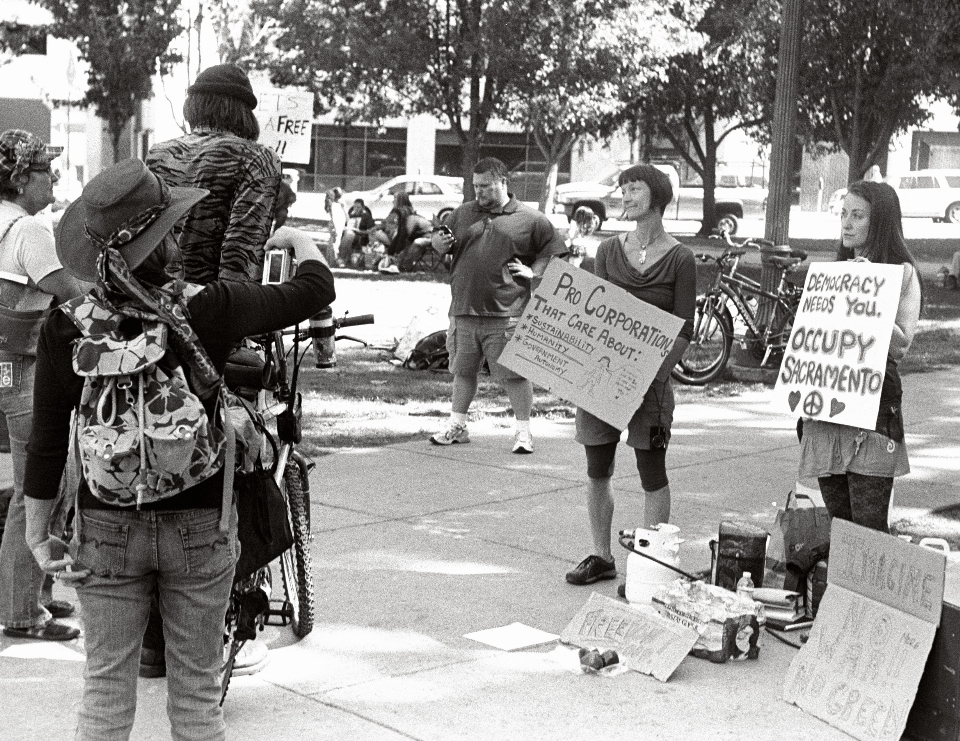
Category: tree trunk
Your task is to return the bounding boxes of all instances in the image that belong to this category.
[699,112,718,236]
[460,135,480,201]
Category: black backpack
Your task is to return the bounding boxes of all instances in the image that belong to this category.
[403,330,449,371]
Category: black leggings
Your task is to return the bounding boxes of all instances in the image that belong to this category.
[584,442,668,492]
[817,472,893,533]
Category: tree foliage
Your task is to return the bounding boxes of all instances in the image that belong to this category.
[619,0,779,233]
[797,0,960,184]
[257,0,628,198]
[40,0,184,161]
[510,0,707,209]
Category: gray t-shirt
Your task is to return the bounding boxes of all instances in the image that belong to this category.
[447,197,566,317]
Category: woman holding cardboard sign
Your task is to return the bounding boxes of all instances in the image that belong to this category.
[566,165,696,587]
[798,180,922,532]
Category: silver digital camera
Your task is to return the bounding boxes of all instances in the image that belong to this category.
[262,249,293,285]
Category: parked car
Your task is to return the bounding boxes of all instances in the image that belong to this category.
[342,175,463,222]
[554,164,765,234]
[886,169,960,223]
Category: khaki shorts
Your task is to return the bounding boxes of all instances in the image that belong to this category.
[447,315,525,381]
[575,378,674,449]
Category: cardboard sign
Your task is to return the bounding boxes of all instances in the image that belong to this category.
[498,259,685,429]
[253,88,314,164]
[773,261,903,429]
[560,592,698,682]
[783,520,945,741]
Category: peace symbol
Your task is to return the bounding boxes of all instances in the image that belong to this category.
[803,391,823,416]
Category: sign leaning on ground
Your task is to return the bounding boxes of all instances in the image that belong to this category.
[560,592,698,682]
[772,261,903,430]
[783,519,945,741]
[252,88,314,165]
[498,259,684,429]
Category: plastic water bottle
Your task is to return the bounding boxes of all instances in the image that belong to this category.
[736,571,755,599]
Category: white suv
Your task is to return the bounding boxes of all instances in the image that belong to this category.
[886,169,960,223]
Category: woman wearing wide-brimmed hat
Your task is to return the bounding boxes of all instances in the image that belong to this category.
[21,158,334,739]
[0,129,83,642]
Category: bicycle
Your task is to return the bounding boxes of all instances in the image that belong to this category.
[671,231,807,385]
[219,310,375,704]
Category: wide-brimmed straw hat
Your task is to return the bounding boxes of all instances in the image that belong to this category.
[56,159,207,282]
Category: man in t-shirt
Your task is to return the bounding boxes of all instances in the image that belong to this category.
[429,157,566,453]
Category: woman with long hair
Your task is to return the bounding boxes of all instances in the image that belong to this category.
[798,180,923,532]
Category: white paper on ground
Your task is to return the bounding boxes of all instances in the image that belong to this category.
[464,622,560,651]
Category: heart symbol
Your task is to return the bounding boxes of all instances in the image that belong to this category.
[788,391,801,411]
[830,399,846,417]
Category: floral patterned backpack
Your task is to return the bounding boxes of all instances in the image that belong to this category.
[60,293,226,508]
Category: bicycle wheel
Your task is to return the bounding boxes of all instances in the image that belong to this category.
[279,460,315,637]
[219,588,244,706]
[671,296,733,385]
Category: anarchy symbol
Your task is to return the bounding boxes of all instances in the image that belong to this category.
[803,391,823,416]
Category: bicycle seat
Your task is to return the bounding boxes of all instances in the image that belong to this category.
[790,249,808,261]
[768,255,804,269]
[724,249,747,258]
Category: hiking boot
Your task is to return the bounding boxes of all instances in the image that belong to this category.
[430,423,469,446]
[512,430,533,454]
[565,555,617,585]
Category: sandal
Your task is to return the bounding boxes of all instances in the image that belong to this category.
[3,620,80,641]
[43,600,76,619]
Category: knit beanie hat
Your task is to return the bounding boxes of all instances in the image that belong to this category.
[187,64,258,109]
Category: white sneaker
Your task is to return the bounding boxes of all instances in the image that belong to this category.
[231,639,269,676]
[512,430,533,454]
[430,423,469,446]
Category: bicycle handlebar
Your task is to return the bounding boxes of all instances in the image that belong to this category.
[335,313,375,329]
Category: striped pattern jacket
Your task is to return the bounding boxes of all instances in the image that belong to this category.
[147,130,281,285]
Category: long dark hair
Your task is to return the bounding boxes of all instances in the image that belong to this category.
[387,194,416,255]
[838,180,923,309]
[183,92,260,141]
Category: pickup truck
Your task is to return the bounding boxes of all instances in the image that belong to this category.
[554,165,767,234]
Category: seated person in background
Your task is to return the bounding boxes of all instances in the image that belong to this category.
[338,198,375,267]
[566,205,601,269]
[387,193,433,272]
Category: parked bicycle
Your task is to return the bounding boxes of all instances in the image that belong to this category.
[219,310,374,703]
[671,231,807,385]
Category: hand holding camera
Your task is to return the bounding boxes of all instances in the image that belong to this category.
[263,226,324,283]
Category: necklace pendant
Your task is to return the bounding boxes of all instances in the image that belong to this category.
[638,248,647,265]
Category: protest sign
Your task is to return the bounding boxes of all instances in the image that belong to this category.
[783,519,945,741]
[252,88,314,164]
[772,261,903,429]
[498,259,685,429]
[560,592,697,682]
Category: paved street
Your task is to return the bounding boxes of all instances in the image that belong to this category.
[1,369,957,740]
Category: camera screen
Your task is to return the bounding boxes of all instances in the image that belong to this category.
[263,250,289,284]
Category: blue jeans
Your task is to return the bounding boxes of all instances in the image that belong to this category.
[0,354,51,628]
[74,506,238,741]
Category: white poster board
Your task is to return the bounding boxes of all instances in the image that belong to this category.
[783,520,945,741]
[498,259,684,429]
[252,88,314,164]
[772,261,902,429]
[560,592,697,682]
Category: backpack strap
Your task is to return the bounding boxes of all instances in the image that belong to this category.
[219,388,236,533]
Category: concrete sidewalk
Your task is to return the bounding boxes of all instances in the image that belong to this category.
[1,370,958,740]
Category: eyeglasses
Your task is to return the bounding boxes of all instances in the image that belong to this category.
[29,165,52,175]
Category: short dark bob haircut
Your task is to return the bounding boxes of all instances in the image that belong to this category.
[618,164,673,216]
[184,92,260,141]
